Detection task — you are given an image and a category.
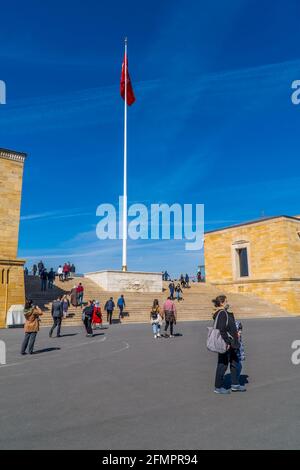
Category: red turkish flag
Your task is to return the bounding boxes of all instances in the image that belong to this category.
[120,53,136,106]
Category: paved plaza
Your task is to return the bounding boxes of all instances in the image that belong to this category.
[0,318,300,450]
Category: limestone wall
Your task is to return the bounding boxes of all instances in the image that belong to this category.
[0,155,25,259]
[204,217,300,314]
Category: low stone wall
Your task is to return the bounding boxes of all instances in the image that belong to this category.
[212,278,300,314]
[84,270,163,293]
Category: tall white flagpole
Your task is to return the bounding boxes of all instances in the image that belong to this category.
[122,37,128,272]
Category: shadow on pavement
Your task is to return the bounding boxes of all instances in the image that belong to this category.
[33,347,61,354]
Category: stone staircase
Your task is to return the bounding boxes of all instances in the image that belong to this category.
[24,275,290,327]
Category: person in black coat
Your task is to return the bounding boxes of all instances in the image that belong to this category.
[212,295,246,394]
[82,300,94,336]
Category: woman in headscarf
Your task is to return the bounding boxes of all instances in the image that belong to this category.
[70,286,78,307]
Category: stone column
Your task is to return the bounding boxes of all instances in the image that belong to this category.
[0,148,27,327]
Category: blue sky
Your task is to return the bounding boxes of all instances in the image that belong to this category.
[1,0,300,276]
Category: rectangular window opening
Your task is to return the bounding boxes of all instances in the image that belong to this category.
[236,248,249,277]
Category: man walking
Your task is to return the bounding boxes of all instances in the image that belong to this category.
[82,300,94,337]
[117,294,126,322]
[162,297,177,338]
[104,297,115,325]
[49,296,63,338]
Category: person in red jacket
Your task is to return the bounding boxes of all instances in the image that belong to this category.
[63,263,69,281]
[92,301,102,329]
[76,283,84,307]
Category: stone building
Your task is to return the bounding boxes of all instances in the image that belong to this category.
[204,216,300,314]
[0,148,26,327]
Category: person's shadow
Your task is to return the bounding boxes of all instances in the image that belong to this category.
[58,333,78,337]
[224,373,249,388]
[32,347,61,354]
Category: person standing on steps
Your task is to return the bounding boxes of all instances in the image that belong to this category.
[117,295,126,322]
[48,268,55,289]
[32,264,37,276]
[21,300,43,355]
[175,283,183,302]
[168,281,175,300]
[70,285,78,307]
[82,300,94,337]
[62,294,70,318]
[49,296,63,338]
[162,297,177,337]
[104,297,115,325]
[40,268,48,291]
[212,295,246,395]
[77,283,84,307]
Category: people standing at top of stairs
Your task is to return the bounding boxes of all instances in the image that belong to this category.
[77,283,84,307]
[40,269,48,291]
[168,281,175,300]
[38,260,44,276]
[117,295,126,323]
[63,263,70,281]
[57,265,64,281]
[21,299,43,355]
[185,273,190,288]
[48,268,55,289]
[162,270,170,281]
[105,297,115,325]
[162,297,177,338]
[70,263,76,277]
[32,264,38,276]
[49,296,63,338]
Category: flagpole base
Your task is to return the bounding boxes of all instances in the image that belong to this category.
[122,265,128,272]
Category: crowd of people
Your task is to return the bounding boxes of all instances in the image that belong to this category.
[162,269,204,283]
[21,262,246,394]
[21,292,246,393]
[24,260,77,291]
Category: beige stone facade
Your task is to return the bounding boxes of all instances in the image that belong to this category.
[204,216,300,314]
[0,148,26,327]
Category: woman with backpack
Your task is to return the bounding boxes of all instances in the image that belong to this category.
[150,299,162,339]
[211,295,246,394]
